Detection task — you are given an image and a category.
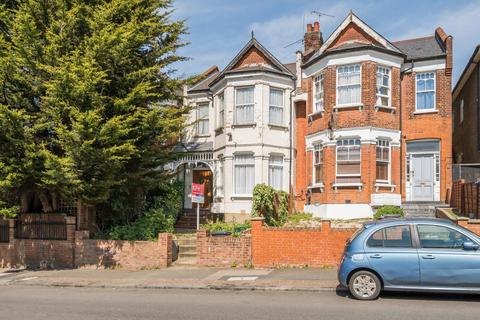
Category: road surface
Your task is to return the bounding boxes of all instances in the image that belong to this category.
[0,286,479,319]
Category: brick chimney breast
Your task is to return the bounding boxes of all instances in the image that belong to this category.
[304,21,323,55]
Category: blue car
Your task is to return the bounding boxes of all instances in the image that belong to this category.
[338,218,480,300]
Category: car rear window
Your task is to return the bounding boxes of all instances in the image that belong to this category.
[366,225,413,248]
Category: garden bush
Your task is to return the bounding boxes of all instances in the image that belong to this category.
[252,184,289,226]
[201,221,251,237]
[373,205,405,220]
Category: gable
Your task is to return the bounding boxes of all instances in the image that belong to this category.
[232,47,278,70]
[328,22,382,50]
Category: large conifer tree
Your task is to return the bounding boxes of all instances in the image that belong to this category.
[0,0,187,218]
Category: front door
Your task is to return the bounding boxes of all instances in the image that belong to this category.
[411,154,434,201]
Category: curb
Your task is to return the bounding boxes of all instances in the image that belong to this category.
[7,281,344,293]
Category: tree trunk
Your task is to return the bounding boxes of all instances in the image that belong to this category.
[37,190,53,213]
[20,192,30,213]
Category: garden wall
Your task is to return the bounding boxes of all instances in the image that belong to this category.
[251,218,356,268]
[196,230,251,267]
[75,231,172,270]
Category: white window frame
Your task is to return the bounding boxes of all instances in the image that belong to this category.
[268,155,284,190]
[336,64,362,107]
[234,86,254,124]
[233,154,255,196]
[269,87,284,125]
[313,74,324,113]
[216,92,225,129]
[336,138,361,183]
[313,144,323,186]
[196,102,209,136]
[415,72,436,112]
[376,66,391,108]
[376,139,391,183]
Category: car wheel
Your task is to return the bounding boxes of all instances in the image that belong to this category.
[348,271,381,300]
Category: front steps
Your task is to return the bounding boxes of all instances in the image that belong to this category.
[173,233,197,266]
[402,202,449,218]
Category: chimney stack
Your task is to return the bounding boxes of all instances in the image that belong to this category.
[304,21,323,55]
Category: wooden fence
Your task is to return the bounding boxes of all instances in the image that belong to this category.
[450,179,480,218]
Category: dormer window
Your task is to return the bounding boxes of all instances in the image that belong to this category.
[376,66,391,107]
[313,74,324,113]
[337,64,361,106]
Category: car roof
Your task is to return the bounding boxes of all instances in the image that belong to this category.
[363,218,454,228]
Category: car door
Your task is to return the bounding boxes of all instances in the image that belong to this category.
[416,224,480,288]
[365,224,420,287]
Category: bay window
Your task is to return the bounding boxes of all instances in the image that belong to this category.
[416,72,435,111]
[269,88,284,125]
[196,103,209,135]
[337,64,361,106]
[336,139,361,183]
[313,144,323,185]
[268,155,283,190]
[235,87,254,124]
[376,66,390,107]
[314,74,324,112]
[376,140,390,182]
[217,92,224,129]
[234,154,255,195]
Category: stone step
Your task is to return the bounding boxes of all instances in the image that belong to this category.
[178,245,197,254]
[175,239,197,247]
[173,257,197,266]
[178,252,197,258]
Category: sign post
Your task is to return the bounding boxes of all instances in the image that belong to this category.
[191,183,205,230]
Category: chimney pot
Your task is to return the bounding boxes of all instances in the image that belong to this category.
[313,21,320,32]
[307,23,313,32]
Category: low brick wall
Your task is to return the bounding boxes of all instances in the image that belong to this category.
[458,219,480,236]
[75,231,172,270]
[0,218,173,270]
[197,230,251,267]
[251,218,357,268]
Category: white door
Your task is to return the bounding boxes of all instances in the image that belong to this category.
[411,154,434,201]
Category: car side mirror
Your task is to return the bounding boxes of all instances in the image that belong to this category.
[462,241,480,251]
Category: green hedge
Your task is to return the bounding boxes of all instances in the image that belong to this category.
[373,205,405,220]
[251,184,289,226]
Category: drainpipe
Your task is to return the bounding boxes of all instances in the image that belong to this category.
[400,61,414,202]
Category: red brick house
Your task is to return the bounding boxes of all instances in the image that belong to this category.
[293,12,453,218]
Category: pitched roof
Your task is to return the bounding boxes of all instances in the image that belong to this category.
[283,62,296,75]
[453,45,480,100]
[393,36,446,61]
[209,37,295,87]
[304,11,403,67]
[188,66,220,93]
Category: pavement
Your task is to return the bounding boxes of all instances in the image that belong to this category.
[0,266,341,292]
[1,286,480,320]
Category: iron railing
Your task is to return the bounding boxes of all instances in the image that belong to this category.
[15,220,67,240]
[0,221,8,243]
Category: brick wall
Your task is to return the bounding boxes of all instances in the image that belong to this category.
[0,217,173,270]
[458,219,480,235]
[196,229,251,267]
[251,218,356,268]
[75,232,172,270]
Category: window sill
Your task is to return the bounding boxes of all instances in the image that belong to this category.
[230,194,253,200]
[333,182,363,190]
[307,110,325,120]
[268,124,289,131]
[232,123,256,128]
[333,104,364,111]
[375,105,396,113]
[194,134,211,138]
[413,109,438,115]
[375,182,396,192]
[308,183,324,192]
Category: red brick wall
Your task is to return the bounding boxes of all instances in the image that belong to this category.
[75,232,172,270]
[251,219,356,268]
[458,219,480,235]
[233,47,273,70]
[295,101,308,209]
[329,22,382,49]
[196,230,251,267]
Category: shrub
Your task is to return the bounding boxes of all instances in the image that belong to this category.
[201,221,251,237]
[373,205,405,220]
[252,184,289,226]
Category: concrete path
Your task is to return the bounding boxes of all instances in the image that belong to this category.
[0,266,340,292]
[1,286,479,320]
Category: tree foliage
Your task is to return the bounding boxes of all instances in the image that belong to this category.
[252,184,289,226]
[0,0,188,219]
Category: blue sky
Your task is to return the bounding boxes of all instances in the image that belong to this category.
[173,0,480,85]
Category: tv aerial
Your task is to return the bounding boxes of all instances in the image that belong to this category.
[284,11,334,48]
